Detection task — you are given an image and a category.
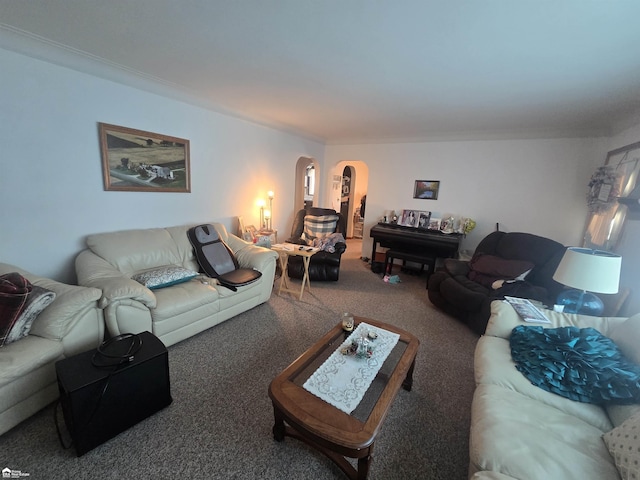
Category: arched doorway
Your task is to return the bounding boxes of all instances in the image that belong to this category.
[340,166,354,235]
[294,157,319,212]
[330,161,369,240]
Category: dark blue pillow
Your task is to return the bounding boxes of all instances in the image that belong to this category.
[510,325,640,404]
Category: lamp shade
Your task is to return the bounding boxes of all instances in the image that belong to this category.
[552,247,621,294]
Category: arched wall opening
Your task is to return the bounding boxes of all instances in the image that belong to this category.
[294,156,320,212]
[327,160,369,254]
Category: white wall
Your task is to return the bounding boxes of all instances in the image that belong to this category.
[325,138,608,259]
[0,47,324,282]
[4,40,636,315]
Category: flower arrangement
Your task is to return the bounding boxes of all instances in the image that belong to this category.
[462,218,476,234]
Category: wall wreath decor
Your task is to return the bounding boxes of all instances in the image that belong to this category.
[587,165,620,213]
[583,141,640,251]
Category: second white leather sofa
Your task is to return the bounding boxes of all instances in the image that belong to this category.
[75,222,278,347]
[470,300,640,479]
[0,262,104,435]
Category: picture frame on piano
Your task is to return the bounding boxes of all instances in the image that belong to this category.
[401,210,430,228]
[428,218,441,230]
[400,209,418,227]
[417,211,431,229]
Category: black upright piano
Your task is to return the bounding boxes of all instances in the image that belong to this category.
[369,222,463,268]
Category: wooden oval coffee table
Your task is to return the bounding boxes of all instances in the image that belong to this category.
[268,317,419,479]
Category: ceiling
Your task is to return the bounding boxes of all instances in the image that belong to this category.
[2,0,640,144]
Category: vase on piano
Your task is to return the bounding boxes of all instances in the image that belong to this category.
[441,216,455,234]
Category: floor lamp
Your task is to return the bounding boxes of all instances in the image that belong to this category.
[267,191,274,231]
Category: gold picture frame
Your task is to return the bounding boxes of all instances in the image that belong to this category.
[98,123,191,192]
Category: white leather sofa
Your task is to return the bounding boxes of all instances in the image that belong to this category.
[0,263,104,435]
[75,222,278,347]
[470,300,640,480]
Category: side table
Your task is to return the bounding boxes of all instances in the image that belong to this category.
[272,244,318,300]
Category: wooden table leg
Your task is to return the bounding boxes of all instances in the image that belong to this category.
[272,404,286,442]
[402,356,416,391]
[278,253,290,296]
[299,255,312,300]
[357,444,374,480]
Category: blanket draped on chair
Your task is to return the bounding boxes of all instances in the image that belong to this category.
[309,232,346,253]
[0,272,56,346]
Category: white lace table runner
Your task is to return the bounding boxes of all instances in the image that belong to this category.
[303,322,401,414]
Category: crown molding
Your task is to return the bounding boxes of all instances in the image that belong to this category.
[0,24,326,145]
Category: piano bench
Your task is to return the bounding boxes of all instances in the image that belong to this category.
[384,250,436,281]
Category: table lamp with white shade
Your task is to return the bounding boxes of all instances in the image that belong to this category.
[552,247,622,316]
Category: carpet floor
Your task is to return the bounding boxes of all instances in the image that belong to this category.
[0,240,480,479]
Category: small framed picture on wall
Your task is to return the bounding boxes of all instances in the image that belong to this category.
[413,180,440,200]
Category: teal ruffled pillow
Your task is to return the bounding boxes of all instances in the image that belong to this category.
[132,265,197,290]
[510,325,640,404]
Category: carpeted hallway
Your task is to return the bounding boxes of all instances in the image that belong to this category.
[0,239,480,479]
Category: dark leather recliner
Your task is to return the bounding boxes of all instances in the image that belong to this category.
[427,231,567,335]
[285,207,347,281]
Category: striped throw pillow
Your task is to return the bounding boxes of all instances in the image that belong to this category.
[302,215,339,243]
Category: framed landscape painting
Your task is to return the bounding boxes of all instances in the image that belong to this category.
[413,180,440,200]
[99,123,191,192]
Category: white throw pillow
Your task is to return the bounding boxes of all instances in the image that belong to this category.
[603,412,640,479]
[606,314,640,428]
[609,313,640,364]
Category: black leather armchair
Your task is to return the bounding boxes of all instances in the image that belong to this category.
[285,207,347,281]
[427,231,566,335]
